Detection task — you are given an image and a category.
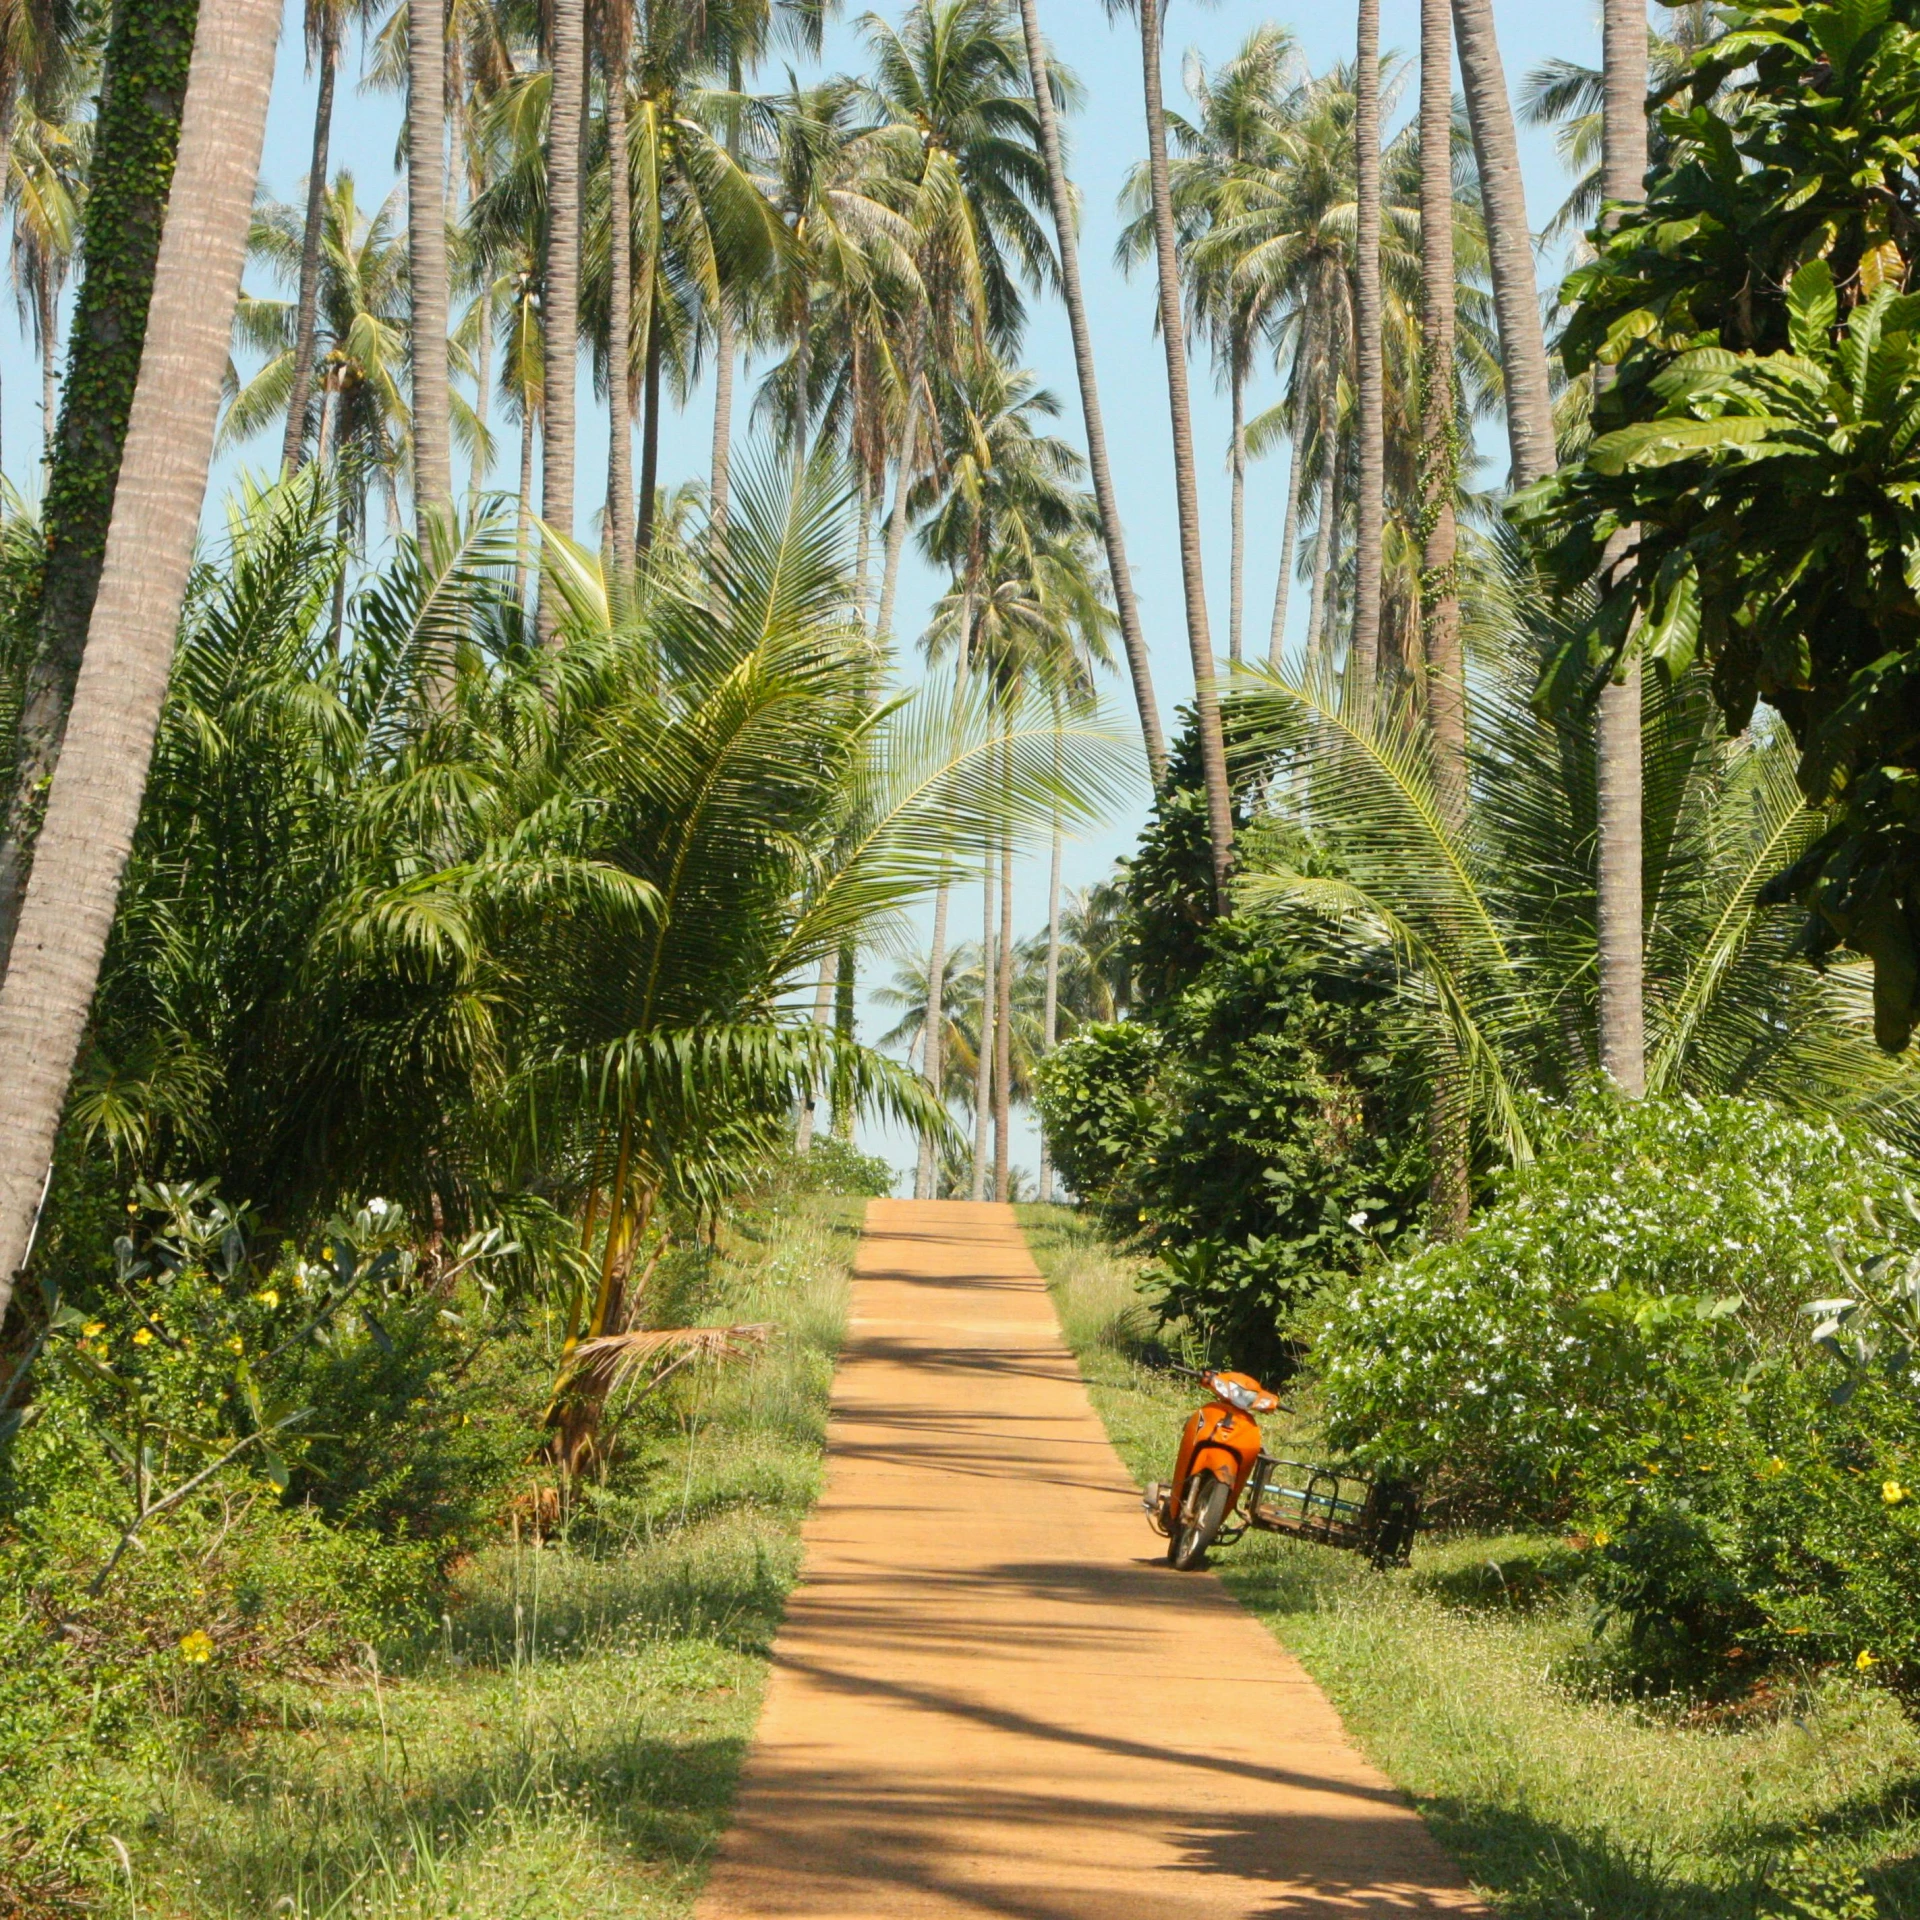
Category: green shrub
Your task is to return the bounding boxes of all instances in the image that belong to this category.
[1032,1021,1164,1208]
[1036,919,1428,1375]
[1314,1087,1910,1518]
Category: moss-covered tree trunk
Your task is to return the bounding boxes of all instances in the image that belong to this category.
[0,0,202,978]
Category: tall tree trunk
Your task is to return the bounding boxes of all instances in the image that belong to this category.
[875,357,921,642]
[917,624,970,1200]
[0,0,280,1314]
[1351,0,1385,690]
[833,940,856,1144]
[0,0,204,981]
[1452,0,1555,486]
[604,52,636,587]
[636,299,662,555]
[408,0,452,526]
[789,295,811,482]
[38,276,56,480]
[1304,426,1336,664]
[709,298,735,540]
[1140,0,1233,892]
[1017,0,1165,785]
[1420,0,1464,825]
[0,90,15,483]
[538,0,585,641]
[1596,0,1648,1097]
[282,10,336,476]
[516,401,535,606]
[993,819,1014,1202]
[472,285,492,502]
[971,839,994,1202]
[916,877,952,1198]
[1228,334,1246,666]
[1267,374,1310,668]
[795,951,837,1153]
[1421,0,1468,1238]
[1039,816,1061,1201]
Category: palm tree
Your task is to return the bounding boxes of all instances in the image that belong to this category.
[1116,27,1299,671]
[282,0,346,474]
[1350,0,1384,688]
[1014,0,1164,782]
[226,177,419,537]
[408,0,452,524]
[1125,0,1233,895]
[0,0,282,1316]
[8,90,81,478]
[1595,0,1648,1097]
[539,0,586,637]
[1450,0,1553,485]
[1230,539,1917,1190]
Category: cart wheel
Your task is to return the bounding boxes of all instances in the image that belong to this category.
[1168,1472,1233,1570]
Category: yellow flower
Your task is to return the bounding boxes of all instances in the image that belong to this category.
[1591,1528,1612,1549]
[177,1631,214,1665]
[253,1289,279,1309]
[125,1203,138,1215]
[131,1327,154,1347]
[1858,1649,1878,1671]
[227,1337,244,1355]
[81,1322,104,1338]
[1883,1481,1910,1506]
[321,1246,334,1261]
[1759,1456,1788,1479]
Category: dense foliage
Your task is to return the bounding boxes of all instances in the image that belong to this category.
[1521,0,1920,1048]
[1315,1086,1920,1691]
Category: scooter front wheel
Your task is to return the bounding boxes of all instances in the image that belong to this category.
[1168,1470,1233,1570]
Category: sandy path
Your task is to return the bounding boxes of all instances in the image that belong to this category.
[696,1199,1487,1919]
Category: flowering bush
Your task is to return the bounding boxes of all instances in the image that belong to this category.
[1314,1088,1914,1518]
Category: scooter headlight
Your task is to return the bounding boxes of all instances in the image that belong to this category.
[1214,1376,1261,1412]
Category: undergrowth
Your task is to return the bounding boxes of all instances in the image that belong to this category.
[5,1192,860,1919]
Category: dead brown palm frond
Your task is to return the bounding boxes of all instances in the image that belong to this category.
[558,1323,774,1399]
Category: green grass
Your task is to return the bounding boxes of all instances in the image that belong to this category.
[1016,1203,1920,1920]
[110,1194,864,1920]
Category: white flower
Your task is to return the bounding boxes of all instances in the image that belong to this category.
[1347,1211,1369,1230]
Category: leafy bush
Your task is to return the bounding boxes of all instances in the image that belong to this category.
[1315,1087,1909,1518]
[799,1137,895,1198]
[1037,914,1428,1375]
[1316,1086,1920,1696]
[1033,1021,1164,1208]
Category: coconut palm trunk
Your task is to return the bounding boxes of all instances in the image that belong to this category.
[1351,0,1385,689]
[408,0,452,524]
[993,819,1014,1201]
[1420,0,1463,820]
[38,277,55,479]
[0,0,282,1314]
[1138,0,1233,892]
[636,301,663,554]
[282,7,338,474]
[875,346,922,642]
[1267,375,1310,668]
[1421,0,1468,1237]
[538,0,586,639]
[916,876,953,1198]
[1039,815,1061,1201]
[516,400,536,605]
[833,941,857,1144]
[971,838,995,1202]
[604,37,637,586]
[1304,390,1336,663]
[0,0,210,980]
[710,299,735,539]
[795,950,838,1154]
[1596,0,1648,1097]
[1017,0,1165,786]
[1451,0,1554,485]
[1228,331,1247,666]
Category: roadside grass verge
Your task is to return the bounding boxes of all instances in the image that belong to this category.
[1017,1202,1920,1920]
[108,1194,862,1920]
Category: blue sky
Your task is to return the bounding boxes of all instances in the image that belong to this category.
[5,0,1608,1189]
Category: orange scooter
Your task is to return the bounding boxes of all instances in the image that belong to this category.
[1143,1366,1281,1569]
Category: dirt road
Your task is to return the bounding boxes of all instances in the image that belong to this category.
[697,1199,1487,1918]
